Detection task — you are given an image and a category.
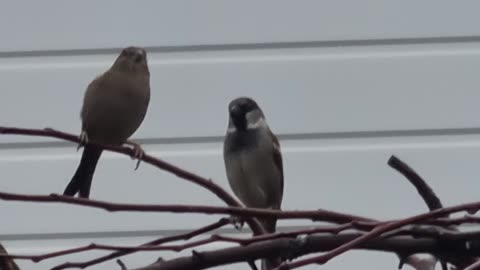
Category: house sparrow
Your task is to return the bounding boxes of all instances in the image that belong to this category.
[63,46,151,198]
[223,97,284,269]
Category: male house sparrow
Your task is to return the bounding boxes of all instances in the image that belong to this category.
[63,46,151,198]
[223,97,284,269]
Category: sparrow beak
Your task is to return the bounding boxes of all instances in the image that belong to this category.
[229,104,248,130]
[229,105,242,119]
[133,50,144,62]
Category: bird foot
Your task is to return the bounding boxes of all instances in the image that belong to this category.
[77,131,89,151]
[229,216,245,231]
[284,235,308,262]
[124,140,144,170]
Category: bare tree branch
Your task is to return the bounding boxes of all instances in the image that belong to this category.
[388,155,443,212]
[1,127,479,270]
[0,126,265,234]
[117,260,128,270]
[277,200,480,269]
[388,155,480,269]
[388,154,444,269]
[51,218,230,270]
[0,191,374,223]
[129,232,480,270]
[2,223,370,263]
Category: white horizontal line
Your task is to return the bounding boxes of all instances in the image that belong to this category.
[1,35,480,58]
[2,139,480,162]
[2,40,480,69]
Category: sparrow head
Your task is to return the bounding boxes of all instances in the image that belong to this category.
[112,46,149,74]
[228,97,266,131]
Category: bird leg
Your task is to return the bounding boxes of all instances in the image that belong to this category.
[77,130,89,151]
[124,140,145,170]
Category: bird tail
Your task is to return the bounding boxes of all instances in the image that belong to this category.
[260,214,281,270]
[63,145,102,198]
[260,217,277,235]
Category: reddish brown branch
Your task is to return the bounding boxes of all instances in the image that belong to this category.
[29,216,479,270]
[2,190,478,228]
[388,155,443,212]
[432,216,480,226]
[388,155,446,269]
[51,218,230,270]
[387,155,480,269]
[0,126,266,234]
[212,222,370,245]
[0,191,374,223]
[278,201,480,269]
[131,231,480,270]
[1,126,478,270]
[7,241,219,262]
[3,223,371,263]
[117,260,128,270]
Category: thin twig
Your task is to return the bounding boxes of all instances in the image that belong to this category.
[0,126,264,234]
[388,155,443,211]
[1,126,477,270]
[51,218,230,270]
[0,191,375,223]
[212,222,364,245]
[131,230,480,270]
[2,223,371,263]
[431,216,480,226]
[3,190,478,227]
[276,200,480,269]
[388,155,445,269]
[5,242,216,262]
[117,259,128,270]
